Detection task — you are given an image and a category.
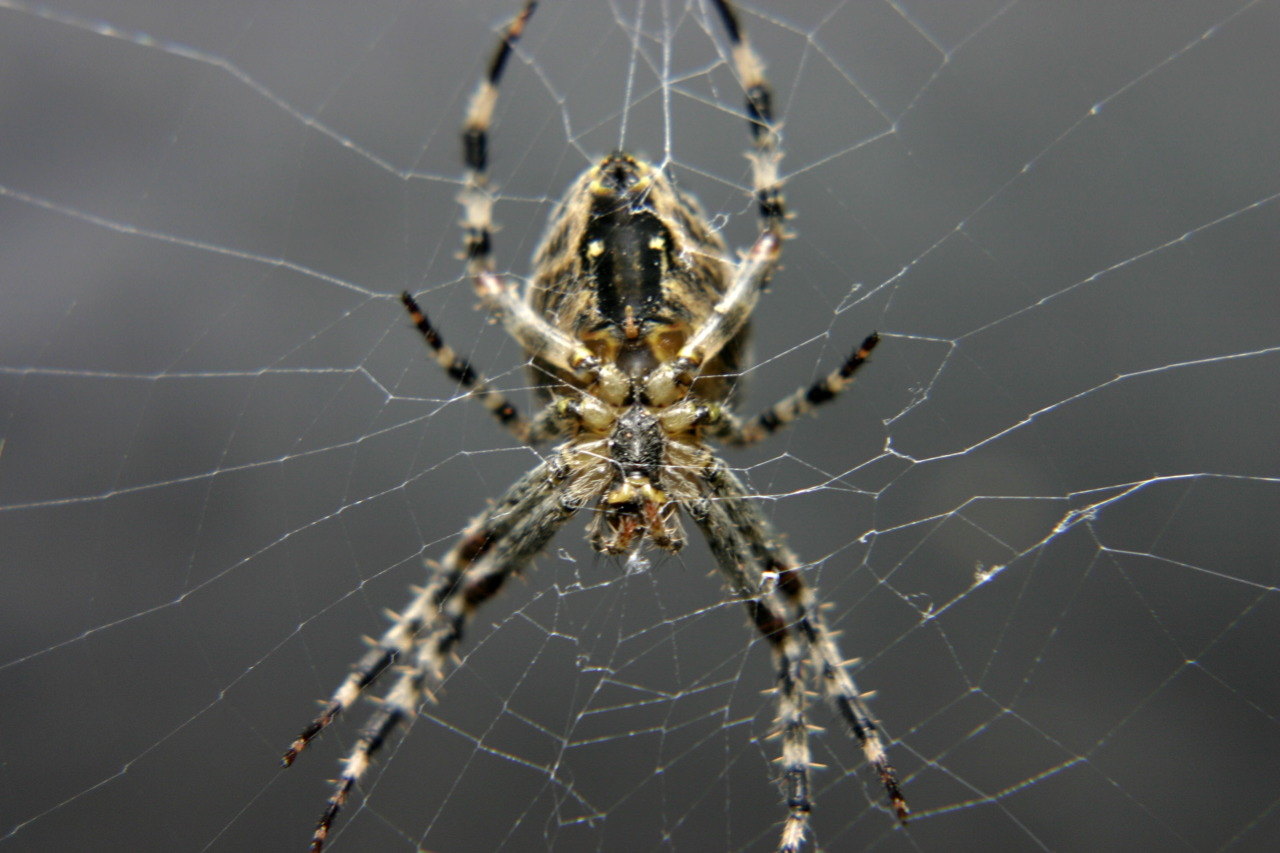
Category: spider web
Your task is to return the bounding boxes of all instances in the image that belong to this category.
[1,0,1278,850]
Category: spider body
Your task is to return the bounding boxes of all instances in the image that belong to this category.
[529,149,748,555]
[284,3,906,850]
[530,151,746,403]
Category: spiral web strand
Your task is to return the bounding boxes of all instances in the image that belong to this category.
[0,1,1277,850]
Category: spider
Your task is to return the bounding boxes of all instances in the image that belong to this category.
[283,2,907,850]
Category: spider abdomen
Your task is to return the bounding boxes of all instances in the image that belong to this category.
[529,151,748,402]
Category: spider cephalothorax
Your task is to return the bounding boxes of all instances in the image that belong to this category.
[593,404,681,551]
[284,4,905,851]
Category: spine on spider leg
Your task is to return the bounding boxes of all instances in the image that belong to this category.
[308,571,567,852]
[688,473,818,851]
[304,681,410,836]
[700,456,908,824]
[747,596,816,853]
[744,91,785,235]
[281,467,541,768]
[777,566,909,824]
[281,586,438,768]
[811,625,908,823]
[281,646,395,768]
[309,658,425,852]
[308,617,467,853]
[306,462,577,851]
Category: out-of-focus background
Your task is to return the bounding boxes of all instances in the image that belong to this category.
[2,1,1278,850]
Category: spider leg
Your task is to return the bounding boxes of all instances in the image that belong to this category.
[708,0,785,232]
[699,459,909,825]
[706,3,880,447]
[687,466,818,852]
[780,562,909,825]
[645,0,786,406]
[400,292,583,445]
[644,221,784,407]
[457,0,534,267]
[713,332,881,446]
[457,2,629,401]
[281,460,565,765]
[400,291,547,441]
[284,458,578,851]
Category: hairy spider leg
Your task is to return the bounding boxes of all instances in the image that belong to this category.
[282,460,566,767]
[401,1,618,442]
[684,0,884,444]
[688,460,819,851]
[643,2,789,406]
[708,0,785,232]
[700,459,909,825]
[454,0,629,403]
[643,0,790,406]
[306,460,579,851]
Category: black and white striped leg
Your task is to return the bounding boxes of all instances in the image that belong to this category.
[644,0,788,405]
[708,2,880,448]
[455,2,628,397]
[400,291,548,442]
[282,461,563,767]
[459,1,534,271]
[310,461,577,851]
[700,459,909,825]
[689,464,818,852]
[709,0,786,233]
[783,571,909,825]
[749,597,816,853]
[285,460,578,850]
[646,226,784,406]
[713,332,880,446]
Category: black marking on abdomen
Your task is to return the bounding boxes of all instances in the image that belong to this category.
[583,208,668,326]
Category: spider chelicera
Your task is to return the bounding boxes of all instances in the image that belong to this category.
[283,2,907,849]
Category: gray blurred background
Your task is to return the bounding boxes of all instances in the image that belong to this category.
[1,1,1278,851]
